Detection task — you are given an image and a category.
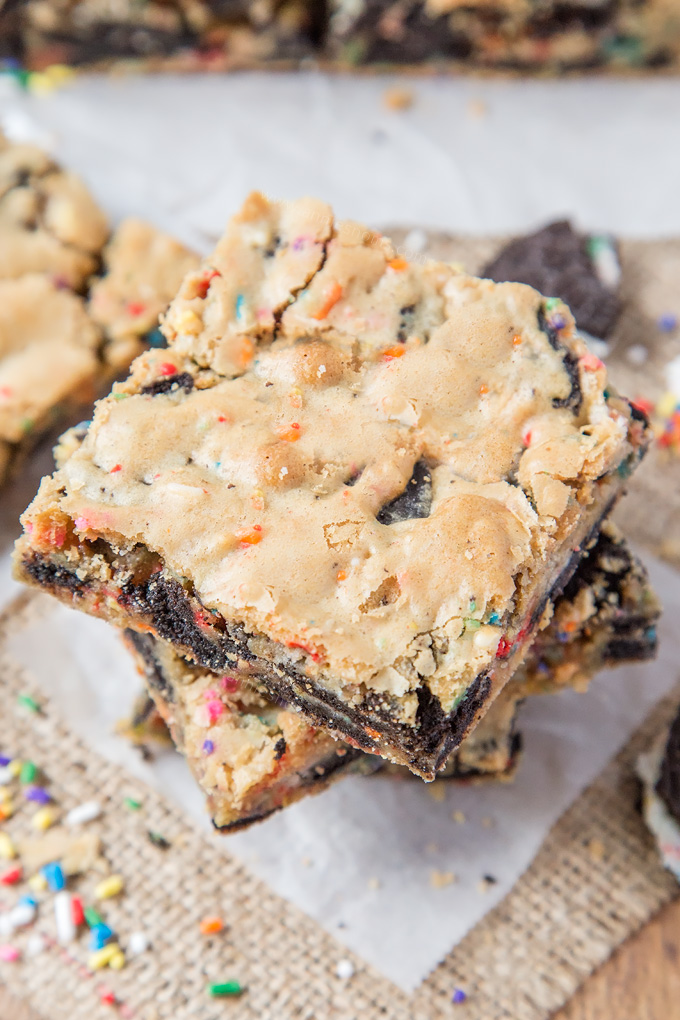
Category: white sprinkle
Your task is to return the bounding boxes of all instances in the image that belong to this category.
[589,237,621,288]
[626,344,648,366]
[25,933,47,957]
[0,767,13,786]
[278,466,289,480]
[54,891,75,945]
[0,914,15,938]
[9,902,36,928]
[403,228,427,254]
[128,931,150,956]
[336,959,355,980]
[65,801,102,826]
[666,353,680,400]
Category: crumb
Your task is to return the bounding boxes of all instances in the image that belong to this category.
[588,838,606,863]
[476,875,497,895]
[430,869,457,889]
[301,856,313,867]
[452,810,466,824]
[367,876,380,891]
[481,816,495,829]
[467,98,487,119]
[336,959,355,980]
[383,86,414,111]
[403,228,427,254]
[428,783,446,803]
[426,842,439,854]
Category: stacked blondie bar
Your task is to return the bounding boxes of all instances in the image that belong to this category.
[13,193,658,830]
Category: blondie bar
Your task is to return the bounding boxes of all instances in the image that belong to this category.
[123,522,658,828]
[14,193,650,776]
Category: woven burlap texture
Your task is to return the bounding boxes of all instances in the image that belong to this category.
[0,590,678,1020]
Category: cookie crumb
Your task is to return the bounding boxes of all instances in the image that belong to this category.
[467,98,487,118]
[428,783,446,803]
[481,816,495,829]
[476,875,497,895]
[426,842,439,854]
[301,856,313,867]
[430,869,457,889]
[367,876,380,891]
[452,810,466,824]
[336,959,355,980]
[383,86,414,111]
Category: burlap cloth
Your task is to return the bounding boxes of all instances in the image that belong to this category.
[0,233,679,1019]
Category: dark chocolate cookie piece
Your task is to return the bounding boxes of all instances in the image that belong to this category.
[483,220,620,339]
[656,710,680,827]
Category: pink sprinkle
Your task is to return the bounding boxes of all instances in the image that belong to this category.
[581,352,604,372]
[206,700,224,725]
[158,362,177,376]
[204,688,218,701]
[0,945,20,962]
[74,516,89,531]
[0,386,12,399]
[221,676,240,693]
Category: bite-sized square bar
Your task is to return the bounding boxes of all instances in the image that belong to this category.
[124,521,658,828]
[14,193,650,777]
[327,0,680,73]
[0,131,108,289]
[87,217,200,372]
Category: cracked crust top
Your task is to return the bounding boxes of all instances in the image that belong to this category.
[16,193,646,722]
[0,132,108,289]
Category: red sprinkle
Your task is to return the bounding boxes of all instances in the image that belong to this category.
[522,430,532,447]
[581,352,604,372]
[1,867,22,885]
[126,301,146,317]
[221,676,240,693]
[110,464,122,474]
[631,397,654,417]
[100,990,117,1007]
[158,362,177,376]
[195,269,221,299]
[287,640,322,663]
[496,636,512,659]
[71,896,85,927]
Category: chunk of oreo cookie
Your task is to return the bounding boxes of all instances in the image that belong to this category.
[656,709,680,827]
[483,220,620,340]
[377,459,432,525]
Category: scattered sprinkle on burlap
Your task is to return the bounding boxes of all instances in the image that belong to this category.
[2,231,680,1019]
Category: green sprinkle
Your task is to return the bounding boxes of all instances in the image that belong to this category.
[469,600,476,612]
[112,392,129,401]
[17,694,41,714]
[544,297,561,311]
[147,830,171,850]
[20,761,37,784]
[209,982,243,998]
[124,797,142,811]
[21,418,34,434]
[84,906,105,928]
[464,619,481,631]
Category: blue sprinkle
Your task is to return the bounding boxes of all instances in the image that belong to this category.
[0,756,11,767]
[42,862,65,892]
[90,923,114,950]
[146,327,167,348]
[537,661,550,675]
[202,740,215,755]
[658,313,678,333]
[452,988,467,1004]
[235,294,245,321]
[19,895,37,908]
[488,612,500,625]
[645,626,657,642]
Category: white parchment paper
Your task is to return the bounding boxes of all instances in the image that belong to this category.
[1,71,680,989]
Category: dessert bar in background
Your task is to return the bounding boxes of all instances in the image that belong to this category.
[639,705,680,882]
[123,522,658,830]
[4,0,680,72]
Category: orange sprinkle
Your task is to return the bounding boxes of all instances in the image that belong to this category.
[312,281,343,321]
[364,727,381,741]
[110,464,122,474]
[512,334,522,346]
[199,917,224,936]
[195,269,221,300]
[238,337,255,368]
[236,528,263,546]
[479,384,489,395]
[337,570,347,582]
[388,257,408,272]
[276,422,301,442]
[581,352,604,372]
[126,301,146,317]
[382,346,406,361]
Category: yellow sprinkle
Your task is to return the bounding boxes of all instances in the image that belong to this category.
[175,309,202,336]
[28,72,57,95]
[429,869,457,889]
[8,761,21,778]
[452,810,466,824]
[657,391,677,419]
[109,951,126,971]
[32,807,56,831]
[0,786,12,801]
[88,943,120,970]
[0,833,16,860]
[28,873,48,893]
[95,874,124,900]
[45,64,75,84]
[588,837,606,863]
